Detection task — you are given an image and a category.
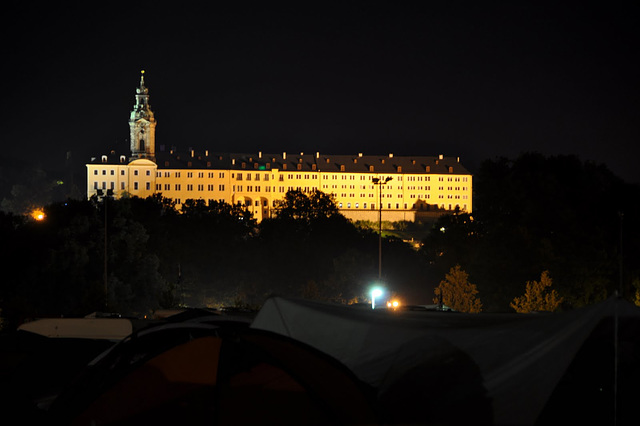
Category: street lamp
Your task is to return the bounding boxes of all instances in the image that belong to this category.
[371,287,383,309]
[372,176,393,281]
[30,208,46,221]
[96,189,113,311]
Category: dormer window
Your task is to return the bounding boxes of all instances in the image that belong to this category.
[340,165,345,172]
[297,164,302,170]
[101,155,107,163]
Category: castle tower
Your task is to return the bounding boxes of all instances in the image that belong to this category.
[129,70,156,159]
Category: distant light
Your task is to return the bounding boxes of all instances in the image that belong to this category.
[440,226,446,233]
[31,209,45,221]
[371,287,384,309]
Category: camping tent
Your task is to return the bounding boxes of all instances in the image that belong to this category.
[251,296,640,425]
[47,320,378,425]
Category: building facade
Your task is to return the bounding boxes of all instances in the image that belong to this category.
[87,73,473,222]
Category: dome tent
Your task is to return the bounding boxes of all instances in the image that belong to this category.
[47,321,378,425]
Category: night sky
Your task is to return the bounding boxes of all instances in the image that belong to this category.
[2,2,639,183]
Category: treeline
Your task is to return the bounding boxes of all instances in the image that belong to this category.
[421,152,640,311]
[0,191,430,328]
[0,152,638,327]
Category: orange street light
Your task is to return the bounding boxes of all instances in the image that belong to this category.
[30,209,45,221]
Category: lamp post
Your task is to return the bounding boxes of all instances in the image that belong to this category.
[96,188,113,311]
[372,177,393,281]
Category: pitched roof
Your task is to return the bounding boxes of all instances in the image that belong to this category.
[90,150,471,175]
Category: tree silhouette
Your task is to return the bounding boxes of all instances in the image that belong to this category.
[434,265,482,313]
[510,271,563,313]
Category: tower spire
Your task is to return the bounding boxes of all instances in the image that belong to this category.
[139,70,146,91]
[129,70,156,160]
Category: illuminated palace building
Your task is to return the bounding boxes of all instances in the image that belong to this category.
[87,73,473,222]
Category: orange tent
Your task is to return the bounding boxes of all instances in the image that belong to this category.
[48,322,378,425]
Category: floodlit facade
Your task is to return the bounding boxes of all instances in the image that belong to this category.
[87,73,473,222]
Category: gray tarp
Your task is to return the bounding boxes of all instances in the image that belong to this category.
[251,296,640,425]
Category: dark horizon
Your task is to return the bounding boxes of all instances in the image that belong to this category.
[2,2,638,184]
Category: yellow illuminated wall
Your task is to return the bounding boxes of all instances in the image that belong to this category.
[87,153,472,222]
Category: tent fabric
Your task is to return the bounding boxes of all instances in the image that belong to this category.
[17,318,134,340]
[48,322,378,425]
[250,296,640,425]
[72,336,221,425]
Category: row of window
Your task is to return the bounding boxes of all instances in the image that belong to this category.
[336,202,468,210]
[321,184,470,192]
[93,168,470,184]
[94,180,471,202]
[157,184,227,192]
[93,169,151,176]
[94,181,151,191]
[94,178,469,196]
